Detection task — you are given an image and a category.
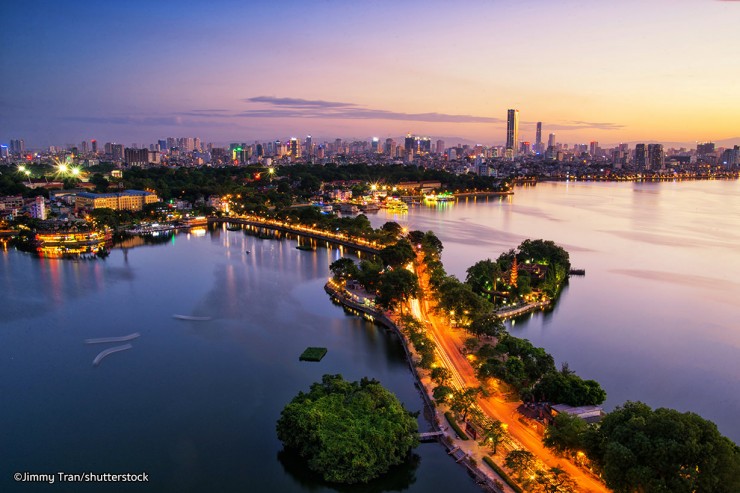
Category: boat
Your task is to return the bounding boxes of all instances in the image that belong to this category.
[245,250,250,254]
[172,314,212,321]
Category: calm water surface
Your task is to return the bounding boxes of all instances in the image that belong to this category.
[0,229,482,493]
[372,180,740,443]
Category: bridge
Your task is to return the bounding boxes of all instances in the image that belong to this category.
[210,216,382,254]
[418,431,444,442]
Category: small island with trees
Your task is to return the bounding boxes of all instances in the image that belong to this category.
[276,374,419,484]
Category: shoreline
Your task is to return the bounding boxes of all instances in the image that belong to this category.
[324,281,507,493]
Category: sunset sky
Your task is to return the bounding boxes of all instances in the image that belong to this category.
[2,0,739,148]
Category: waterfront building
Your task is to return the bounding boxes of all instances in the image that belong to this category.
[506,109,519,157]
[31,196,46,220]
[635,143,647,168]
[75,190,159,212]
[648,144,664,170]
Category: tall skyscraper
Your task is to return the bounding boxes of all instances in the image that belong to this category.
[647,144,664,170]
[590,141,599,156]
[548,133,556,148]
[289,138,301,158]
[635,144,647,168]
[535,122,542,153]
[436,139,445,155]
[304,135,312,157]
[91,139,98,154]
[506,109,519,157]
[404,134,416,155]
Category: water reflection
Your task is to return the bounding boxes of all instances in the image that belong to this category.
[277,449,420,493]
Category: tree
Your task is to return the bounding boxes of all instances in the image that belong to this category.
[420,231,443,257]
[276,374,419,484]
[479,419,507,454]
[356,260,382,292]
[380,221,403,237]
[437,277,492,327]
[505,449,535,480]
[469,312,506,339]
[465,259,503,298]
[89,173,109,193]
[378,239,415,268]
[585,401,740,493]
[432,385,454,404]
[543,412,588,455]
[375,268,419,312]
[534,467,576,493]
[329,257,359,281]
[431,366,452,385]
[449,387,480,422]
[533,371,606,406]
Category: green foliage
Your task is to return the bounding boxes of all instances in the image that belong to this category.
[356,260,383,292]
[465,259,503,298]
[329,257,359,281]
[430,366,452,385]
[378,239,415,268]
[479,418,507,454]
[468,312,506,339]
[432,385,454,404]
[276,374,419,484]
[375,268,419,311]
[585,401,740,493]
[398,315,436,369]
[437,276,492,327]
[504,449,535,480]
[543,412,589,455]
[483,456,524,493]
[449,387,480,422]
[477,334,557,393]
[444,411,469,440]
[533,371,606,406]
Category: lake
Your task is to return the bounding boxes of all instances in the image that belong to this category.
[371,179,740,444]
[0,228,483,493]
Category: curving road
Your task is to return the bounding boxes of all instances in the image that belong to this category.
[411,257,608,493]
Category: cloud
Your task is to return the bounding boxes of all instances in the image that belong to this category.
[63,115,210,127]
[245,96,356,108]
[239,97,504,124]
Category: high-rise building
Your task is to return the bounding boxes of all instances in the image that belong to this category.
[125,147,149,166]
[32,196,46,220]
[520,142,532,155]
[535,122,542,153]
[304,135,312,157]
[10,139,25,155]
[697,142,715,155]
[384,138,394,155]
[506,109,519,157]
[635,144,647,168]
[111,144,124,162]
[436,139,445,155]
[289,138,301,159]
[548,133,556,148]
[91,139,98,154]
[404,134,416,155]
[590,141,599,156]
[647,144,664,170]
[371,137,380,153]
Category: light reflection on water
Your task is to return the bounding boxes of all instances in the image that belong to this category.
[371,180,740,443]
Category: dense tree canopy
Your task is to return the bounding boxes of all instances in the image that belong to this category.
[586,401,740,493]
[276,374,419,484]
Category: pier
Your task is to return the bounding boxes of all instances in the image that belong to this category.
[92,344,133,367]
[85,333,140,344]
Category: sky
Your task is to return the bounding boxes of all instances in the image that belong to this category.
[2,0,739,149]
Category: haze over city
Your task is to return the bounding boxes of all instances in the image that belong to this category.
[2,0,739,148]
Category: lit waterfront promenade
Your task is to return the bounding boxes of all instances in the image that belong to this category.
[209,215,382,254]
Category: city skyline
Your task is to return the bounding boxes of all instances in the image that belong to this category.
[2,0,739,147]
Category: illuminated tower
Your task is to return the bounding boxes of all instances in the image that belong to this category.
[305,135,312,157]
[510,257,518,287]
[91,139,98,154]
[535,122,542,153]
[635,144,647,168]
[289,138,301,159]
[506,109,519,157]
